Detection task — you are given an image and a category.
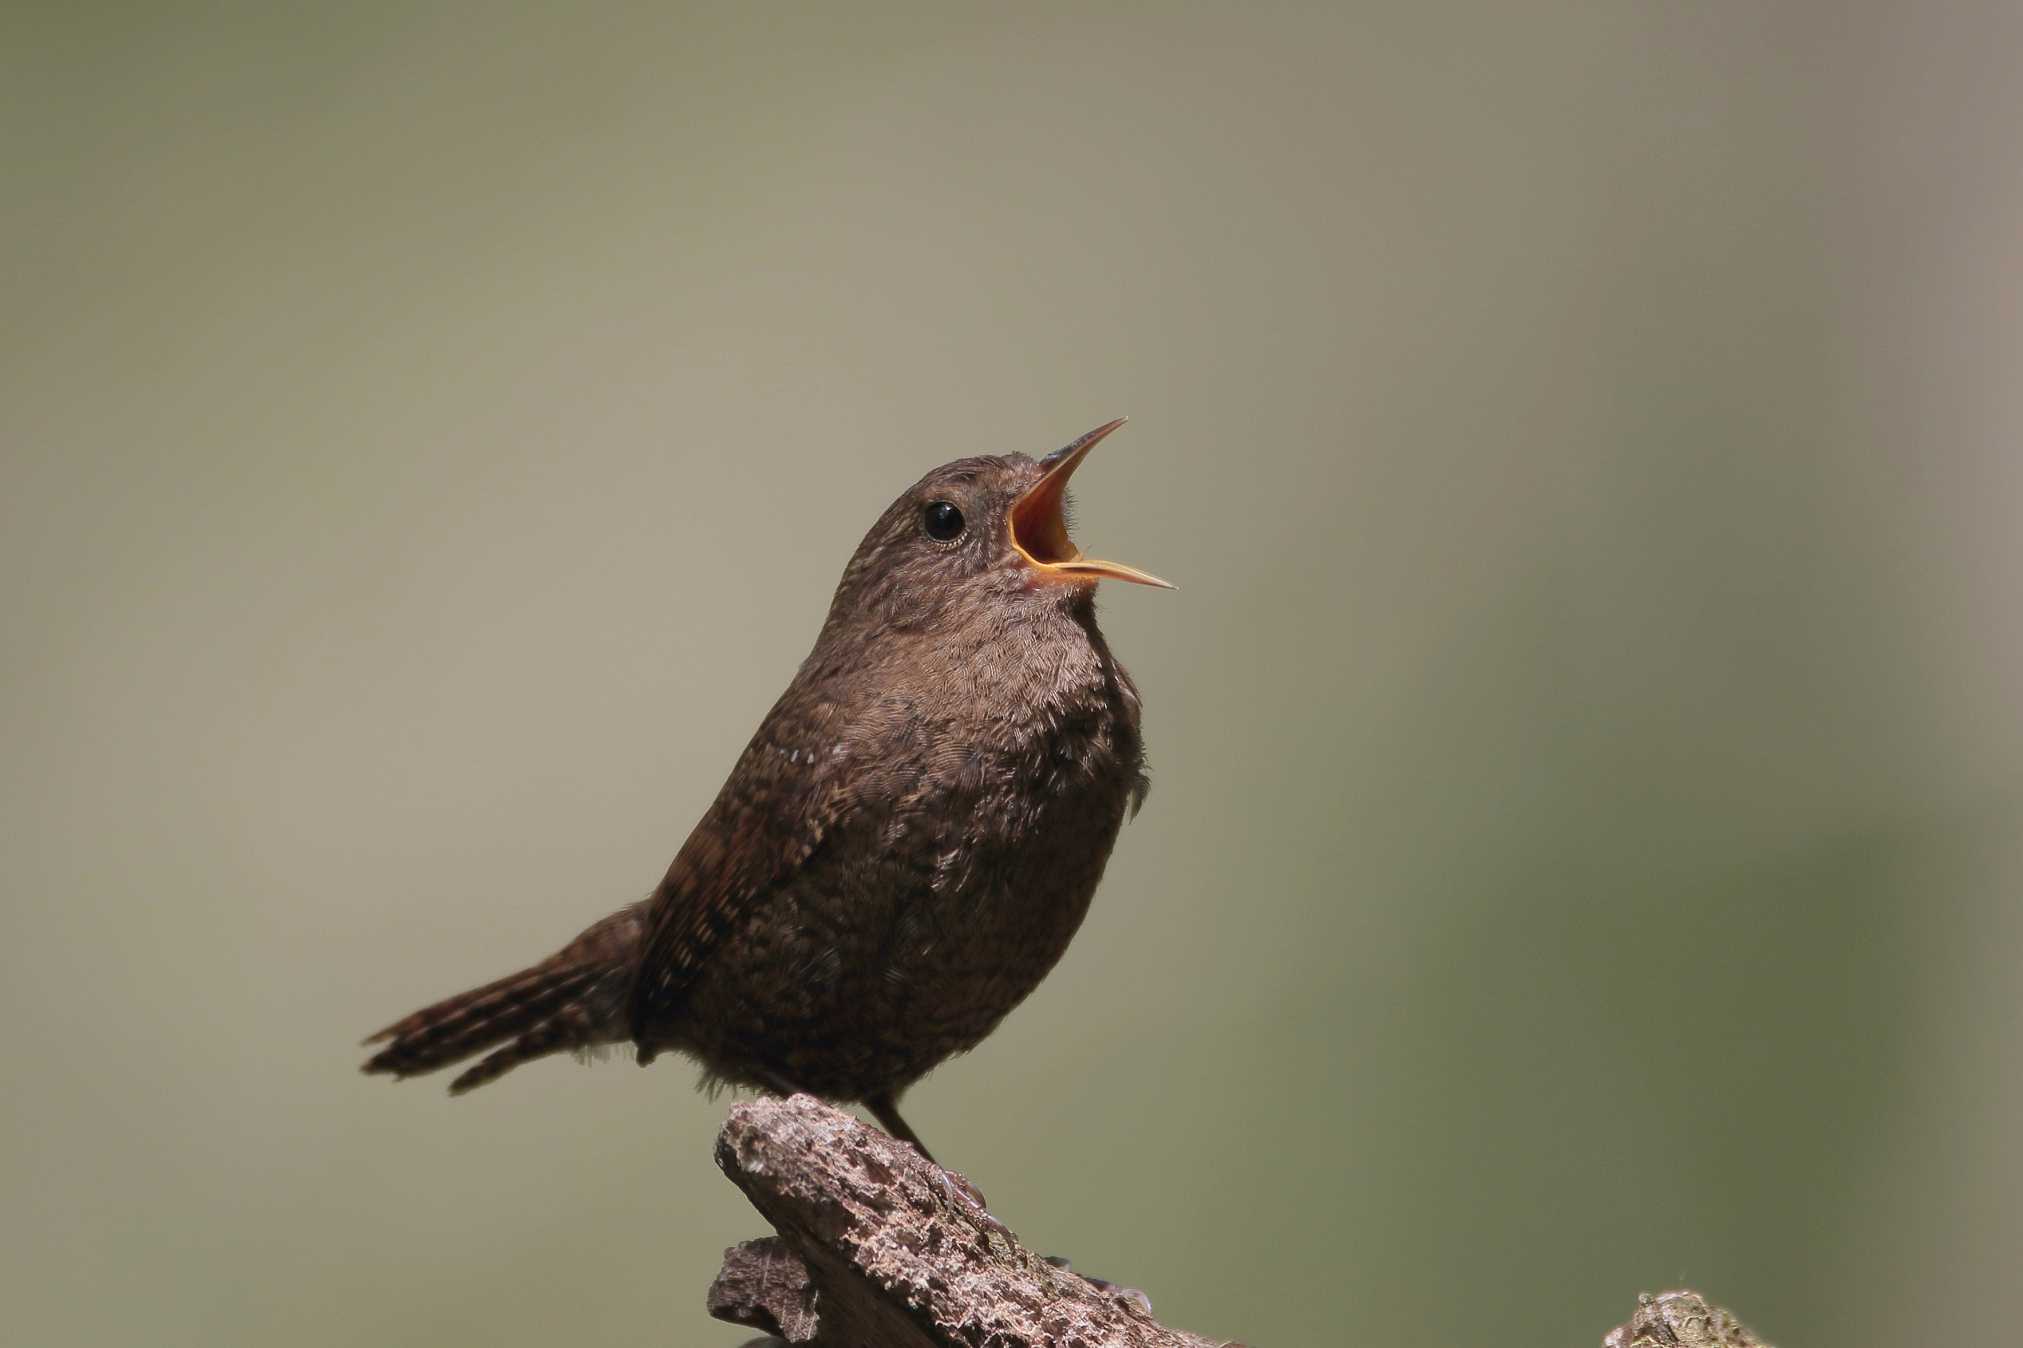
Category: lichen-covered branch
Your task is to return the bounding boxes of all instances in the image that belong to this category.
[705,1094,1767,1348]
[707,1094,1232,1347]
[1603,1290,1770,1348]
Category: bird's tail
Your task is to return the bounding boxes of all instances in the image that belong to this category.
[362,906,644,1094]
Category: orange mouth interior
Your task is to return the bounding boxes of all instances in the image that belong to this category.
[1004,419,1175,589]
[1009,474,1080,568]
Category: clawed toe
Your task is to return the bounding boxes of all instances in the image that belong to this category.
[931,1167,1011,1239]
[1043,1254,1153,1313]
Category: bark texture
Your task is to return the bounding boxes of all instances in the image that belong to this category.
[708,1094,1230,1347]
[1603,1290,1770,1348]
[707,1094,1767,1348]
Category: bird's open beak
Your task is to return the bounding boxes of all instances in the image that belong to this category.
[1008,418,1175,589]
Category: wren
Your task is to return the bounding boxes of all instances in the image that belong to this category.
[363,419,1169,1161]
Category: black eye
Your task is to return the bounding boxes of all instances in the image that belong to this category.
[923,500,965,541]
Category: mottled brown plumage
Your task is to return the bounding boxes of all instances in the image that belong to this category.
[363,419,1167,1160]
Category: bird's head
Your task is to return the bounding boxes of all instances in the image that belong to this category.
[823,418,1172,639]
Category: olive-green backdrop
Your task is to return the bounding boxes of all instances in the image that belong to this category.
[5,4,2018,1345]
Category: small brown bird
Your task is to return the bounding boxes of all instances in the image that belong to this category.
[363,419,1168,1162]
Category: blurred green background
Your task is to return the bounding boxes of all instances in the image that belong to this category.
[5,3,2019,1345]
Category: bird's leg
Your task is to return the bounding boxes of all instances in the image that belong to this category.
[865,1091,935,1163]
[865,1093,1134,1303]
[754,1068,813,1101]
[864,1091,1004,1230]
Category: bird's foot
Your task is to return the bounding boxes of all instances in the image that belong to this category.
[931,1166,1013,1242]
[921,1165,1148,1309]
[1043,1255,1154,1314]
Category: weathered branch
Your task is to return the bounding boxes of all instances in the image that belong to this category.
[708,1094,1230,1346]
[706,1094,1769,1348]
[1603,1290,1770,1348]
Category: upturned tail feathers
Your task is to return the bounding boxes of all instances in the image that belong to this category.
[361,905,645,1094]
